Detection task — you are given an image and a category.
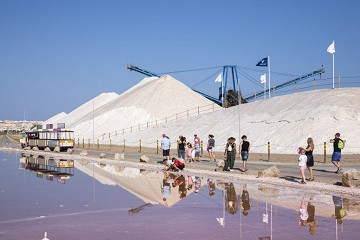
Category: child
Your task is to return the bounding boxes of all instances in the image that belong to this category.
[186,142,194,162]
[298,147,307,184]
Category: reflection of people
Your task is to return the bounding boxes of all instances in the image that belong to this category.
[207,178,216,196]
[240,135,250,172]
[330,133,346,173]
[172,175,187,199]
[187,175,194,190]
[224,137,236,171]
[305,137,315,181]
[207,134,216,162]
[194,176,202,193]
[299,198,308,226]
[161,172,172,202]
[332,195,347,224]
[306,199,318,235]
[240,185,250,216]
[225,183,238,214]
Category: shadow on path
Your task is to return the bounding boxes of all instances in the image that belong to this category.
[280,175,302,184]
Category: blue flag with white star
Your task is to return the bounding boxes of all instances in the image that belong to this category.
[256,57,268,67]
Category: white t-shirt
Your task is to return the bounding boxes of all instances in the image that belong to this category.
[299,155,307,167]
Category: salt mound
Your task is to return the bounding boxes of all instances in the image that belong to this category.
[45,112,67,125]
[45,92,120,128]
[47,75,220,139]
[118,88,360,154]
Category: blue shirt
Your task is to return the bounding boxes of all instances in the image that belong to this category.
[161,137,170,150]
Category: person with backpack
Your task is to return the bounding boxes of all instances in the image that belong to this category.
[330,133,346,173]
[223,137,237,171]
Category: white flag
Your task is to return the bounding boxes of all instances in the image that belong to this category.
[214,73,222,82]
[260,73,266,84]
[327,41,335,54]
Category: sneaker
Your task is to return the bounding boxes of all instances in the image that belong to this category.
[229,169,235,172]
[301,180,306,184]
[335,168,340,174]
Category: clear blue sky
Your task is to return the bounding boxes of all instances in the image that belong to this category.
[1,0,360,121]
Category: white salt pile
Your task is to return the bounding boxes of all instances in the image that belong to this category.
[46,75,360,154]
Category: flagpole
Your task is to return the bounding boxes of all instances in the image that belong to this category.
[268,56,271,98]
[264,81,266,100]
[332,52,335,89]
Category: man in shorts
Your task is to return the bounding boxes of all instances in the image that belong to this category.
[240,135,250,172]
[330,133,345,173]
[161,134,171,162]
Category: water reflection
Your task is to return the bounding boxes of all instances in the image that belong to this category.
[1,153,358,239]
[19,154,74,184]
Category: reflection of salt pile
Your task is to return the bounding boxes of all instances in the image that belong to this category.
[46,74,360,154]
[75,163,200,207]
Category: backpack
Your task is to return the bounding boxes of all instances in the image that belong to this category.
[338,139,344,149]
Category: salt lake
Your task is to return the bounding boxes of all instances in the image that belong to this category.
[0,151,359,240]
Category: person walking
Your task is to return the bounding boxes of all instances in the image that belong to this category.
[305,137,315,181]
[298,147,307,184]
[178,135,186,160]
[330,133,346,173]
[240,135,250,172]
[161,134,171,162]
[207,134,216,162]
[223,137,236,171]
[193,134,201,162]
[240,184,250,216]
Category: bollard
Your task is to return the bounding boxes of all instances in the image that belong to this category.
[97,139,99,149]
[82,138,85,148]
[123,139,125,152]
[267,142,270,161]
[157,140,159,154]
[139,140,141,153]
[88,139,90,148]
[200,140,203,156]
[77,138,80,147]
[324,142,326,163]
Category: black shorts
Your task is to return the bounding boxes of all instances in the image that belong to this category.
[306,155,314,167]
[163,149,170,157]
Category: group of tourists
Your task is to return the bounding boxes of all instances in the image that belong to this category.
[298,132,346,184]
[162,132,346,183]
[161,133,251,172]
